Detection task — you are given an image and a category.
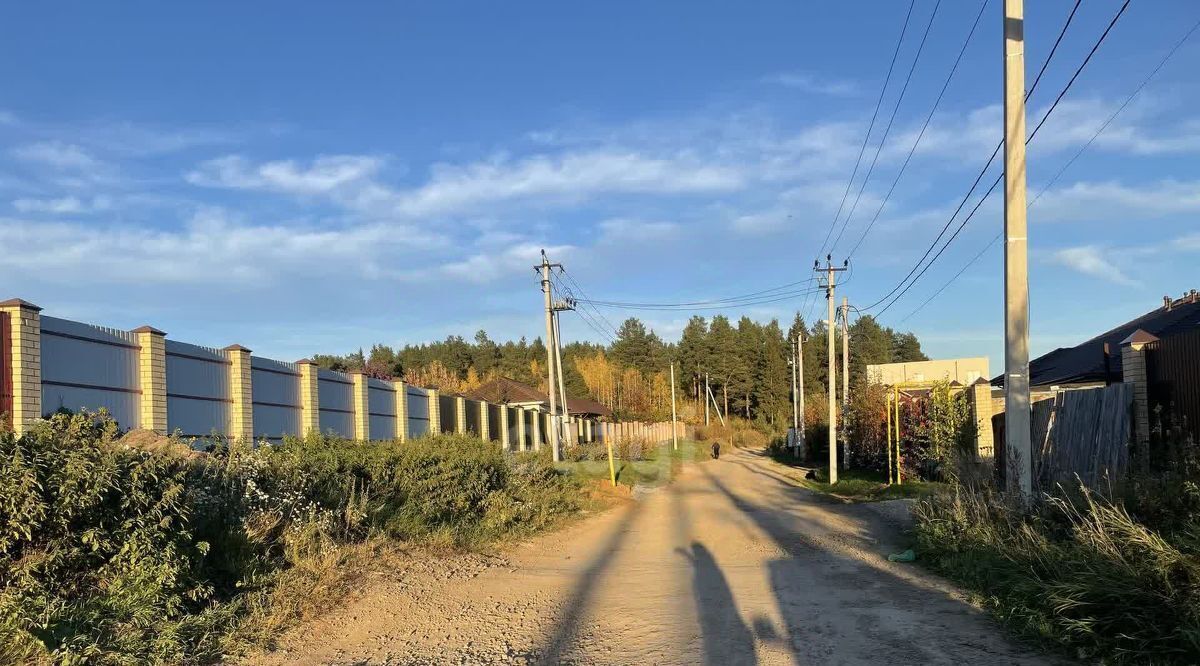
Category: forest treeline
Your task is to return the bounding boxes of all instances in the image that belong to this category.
[312,313,927,425]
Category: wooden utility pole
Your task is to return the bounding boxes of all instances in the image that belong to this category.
[538,250,562,461]
[841,296,850,470]
[1003,0,1032,498]
[670,362,679,451]
[816,256,848,484]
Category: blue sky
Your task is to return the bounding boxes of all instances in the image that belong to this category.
[2,0,1198,373]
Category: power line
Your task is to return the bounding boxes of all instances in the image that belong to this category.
[576,277,818,308]
[863,0,1121,313]
[830,0,943,253]
[846,0,990,258]
[871,0,1133,318]
[897,11,1200,323]
[579,285,826,312]
[814,0,917,261]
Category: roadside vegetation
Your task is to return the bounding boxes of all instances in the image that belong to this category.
[0,411,583,664]
[558,436,711,488]
[913,414,1200,663]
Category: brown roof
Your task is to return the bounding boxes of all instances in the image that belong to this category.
[464,377,612,418]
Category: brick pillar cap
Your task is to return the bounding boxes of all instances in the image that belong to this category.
[0,298,41,311]
[1120,329,1159,347]
[131,325,166,335]
[223,344,253,353]
[295,358,316,365]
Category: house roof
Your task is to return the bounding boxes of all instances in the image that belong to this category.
[464,377,613,418]
[993,291,1200,388]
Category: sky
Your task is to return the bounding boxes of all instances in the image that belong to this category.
[1,0,1198,374]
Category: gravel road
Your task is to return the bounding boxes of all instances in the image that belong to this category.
[250,447,1051,665]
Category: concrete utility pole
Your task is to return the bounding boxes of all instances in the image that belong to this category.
[670,362,679,451]
[816,256,848,484]
[841,296,850,470]
[1003,0,1033,498]
[551,310,570,446]
[538,250,563,462]
[798,333,805,458]
[704,372,711,426]
[791,335,799,449]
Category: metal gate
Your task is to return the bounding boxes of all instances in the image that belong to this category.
[1146,327,1200,445]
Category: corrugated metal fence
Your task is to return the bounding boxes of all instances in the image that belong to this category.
[1146,327,1200,445]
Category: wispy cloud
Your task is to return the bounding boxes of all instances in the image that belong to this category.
[11,141,100,170]
[597,218,680,243]
[12,195,111,214]
[761,72,858,96]
[186,154,385,195]
[1049,245,1138,286]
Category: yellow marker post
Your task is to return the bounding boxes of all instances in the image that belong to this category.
[607,438,617,487]
[886,392,894,485]
[894,386,902,485]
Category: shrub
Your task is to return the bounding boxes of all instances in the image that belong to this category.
[914,483,1200,663]
[0,412,583,664]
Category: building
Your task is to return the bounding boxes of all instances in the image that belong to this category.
[992,290,1200,392]
[866,357,990,387]
[463,376,613,419]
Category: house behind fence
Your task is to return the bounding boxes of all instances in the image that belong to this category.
[0,298,683,449]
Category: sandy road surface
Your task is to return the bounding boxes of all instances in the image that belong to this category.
[253,447,1050,665]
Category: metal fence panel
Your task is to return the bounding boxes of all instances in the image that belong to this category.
[438,395,455,433]
[464,399,481,435]
[368,379,396,440]
[407,386,430,438]
[166,341,230,437]
[253,356,300,440]
[39,316,139,427]
[317,369,353,438]
[1147,328,1200,446]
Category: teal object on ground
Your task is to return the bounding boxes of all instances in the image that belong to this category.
[887,549,916,562]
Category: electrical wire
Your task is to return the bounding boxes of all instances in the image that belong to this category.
[830,0,943,253]
[863,0,1123,314]
[846,0,990,258]
[895,11,1200,324]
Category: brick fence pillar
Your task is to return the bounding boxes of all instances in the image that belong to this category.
[0,299,41,434]
[1121,329,1158,449]
[427,389,441,435]
[134,326,167,433]
[499,405,510,449]
[479,401,490,441]
[296,360,321,437]
[969,379,994,460]
[531,408,542,451]
[224,344,254,443]
[351,372,370,441]
[455,396,467,434]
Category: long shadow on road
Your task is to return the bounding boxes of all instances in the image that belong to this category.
[676,541,758,666]
[534,498,645,665]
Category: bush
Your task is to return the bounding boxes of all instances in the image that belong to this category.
[0,412,582,664]
[914,482,1200,663]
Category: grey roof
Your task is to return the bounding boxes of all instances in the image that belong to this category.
[993,293,1200,388]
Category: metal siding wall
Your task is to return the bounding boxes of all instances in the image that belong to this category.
[1147,328,1200,445]
[39,316,139,427]
[253,357,300,439]
[318,368,353,437]
[166,341,230,436]
[368,379,396,440]
[407,386,430,438]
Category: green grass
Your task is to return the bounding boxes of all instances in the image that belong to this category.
[556,439,711,488]
[777,463,944,501]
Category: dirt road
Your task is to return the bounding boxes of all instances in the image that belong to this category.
[256,447,1049,665]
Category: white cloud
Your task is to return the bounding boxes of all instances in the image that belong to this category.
[0,209,445,286]
[1032,179,1200,222]
[12,195,111,214]
[187,154,385,195]
[761,72,858,96]
[1049,245,1137,286]
[439,242,573,284]
[11,141,100,170]
[597,218,680,243]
